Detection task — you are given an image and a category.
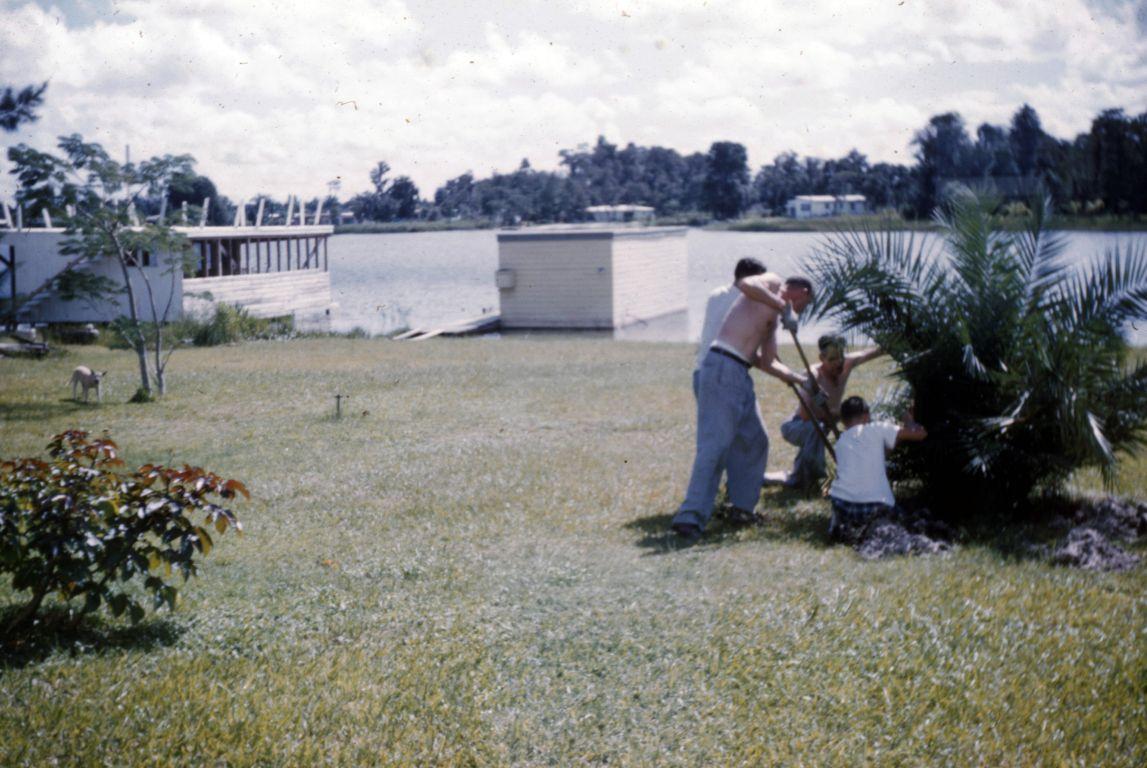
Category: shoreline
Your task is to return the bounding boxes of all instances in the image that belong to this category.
[335,215,1147,235]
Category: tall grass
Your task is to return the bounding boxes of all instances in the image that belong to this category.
[1,338,1144,765]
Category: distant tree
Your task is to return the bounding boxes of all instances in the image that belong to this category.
[912,112,973,216]
[860,162,915,213]
[587,136,622,204]
[0,82,49,326]
[350,160,400,221]
[822,148,867,194]
[434,172,478,219]
[702,141,750,219]
[641,146,688,213]
[0,82,47,132]
[753,152,806,214]
[353,161,421,221]
[1009,104,1045,177]
[369,161,391,195]
[387,176,420,219]
[1089,109,1147,215]
[803,156,827,194]
[970,123,1017,178]
[166,172,232,225]
[1057,132,1097,210]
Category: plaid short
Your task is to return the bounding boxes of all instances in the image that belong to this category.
[829,497,895,544]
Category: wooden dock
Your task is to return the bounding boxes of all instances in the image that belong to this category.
[394,314,501,341]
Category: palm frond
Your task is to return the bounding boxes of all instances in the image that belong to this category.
[1015,194,1069,305]
[1086,410,1115,465]
[1048,241,1147,339]
[803,222,947,361]
[961,344,992,381]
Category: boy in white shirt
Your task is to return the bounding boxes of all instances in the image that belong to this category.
[828,396,927,542]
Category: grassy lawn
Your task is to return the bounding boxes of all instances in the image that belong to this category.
[1,338,1144,766]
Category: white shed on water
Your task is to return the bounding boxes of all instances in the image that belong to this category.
[496,224,688,330]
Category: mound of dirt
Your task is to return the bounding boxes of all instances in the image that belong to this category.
[856,520,952,560]
[1051,527,1141,572]
[831,505,955,560]
[1063,497,1147,542]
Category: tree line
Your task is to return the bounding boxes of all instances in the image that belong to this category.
[342,103,1147,225]
[5,87,1145,226]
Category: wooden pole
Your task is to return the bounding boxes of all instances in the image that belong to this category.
[787,382,837,462]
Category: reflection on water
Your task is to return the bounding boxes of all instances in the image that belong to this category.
[329,230,1147,345]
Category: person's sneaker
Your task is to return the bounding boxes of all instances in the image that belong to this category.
[762,471,789,486]
[671,522,702,543]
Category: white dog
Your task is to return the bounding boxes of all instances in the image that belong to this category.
[70,366,107,402]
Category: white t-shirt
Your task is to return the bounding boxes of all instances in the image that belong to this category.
[829,421,900,506]
[695,284,740,370]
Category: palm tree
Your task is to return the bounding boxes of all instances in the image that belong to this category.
[805,190,1147,516]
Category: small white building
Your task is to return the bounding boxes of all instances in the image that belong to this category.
[785,194,868,219]
[496,224,687,330]
[1,218,334,330]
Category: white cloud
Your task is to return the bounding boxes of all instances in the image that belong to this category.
[0,0,1144,203]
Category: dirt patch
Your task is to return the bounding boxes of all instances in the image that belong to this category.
[1049,497,1145,572]
[831,505,955,560]
[1060,497,1147,541]
[1051,527,1141,572]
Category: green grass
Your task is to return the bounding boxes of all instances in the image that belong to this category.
[1,338,1144,766]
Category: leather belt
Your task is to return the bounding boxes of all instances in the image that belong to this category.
[709,346,751,368]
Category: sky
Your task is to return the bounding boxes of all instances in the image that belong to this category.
[2,0,1146,203]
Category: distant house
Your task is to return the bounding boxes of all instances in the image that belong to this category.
[584,205,655,224]
[785,195,867,219]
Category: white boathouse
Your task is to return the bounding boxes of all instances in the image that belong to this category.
[1,204,333,330]
[496,220,687,330]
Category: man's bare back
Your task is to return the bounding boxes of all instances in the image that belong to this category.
[713,272,785,363]
[712,271,810,386]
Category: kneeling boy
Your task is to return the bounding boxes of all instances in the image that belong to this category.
[828,396,926,542]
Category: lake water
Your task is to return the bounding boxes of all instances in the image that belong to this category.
[329,229,1147,344]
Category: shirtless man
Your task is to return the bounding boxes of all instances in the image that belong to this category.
[692,257,767,399]
[774,335,884,488]
[671,273,814,541]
